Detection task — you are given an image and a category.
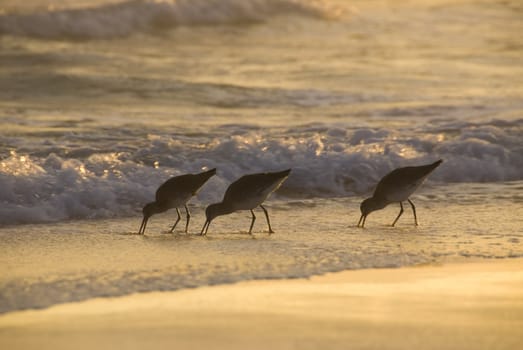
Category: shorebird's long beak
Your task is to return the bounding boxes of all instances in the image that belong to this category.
[200,220,210,236]
[357,214,366,228]
[139,216,148,234]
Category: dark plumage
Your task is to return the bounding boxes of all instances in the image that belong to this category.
[201,169,291,235]
[139,168,216,234]
[358,160,442,228]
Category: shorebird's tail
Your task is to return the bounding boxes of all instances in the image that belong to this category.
[201,168,217,177]
[265,169,291,194]
[427,159,443,172]
[267,169,291,188]
[415,159,443,179]
[431,159,443,168]
[184,168,217,196]
[196,168,217,183]
[273,169,291,178]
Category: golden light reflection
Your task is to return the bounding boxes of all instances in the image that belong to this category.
[0,152,45,176]
[79,165,86,174]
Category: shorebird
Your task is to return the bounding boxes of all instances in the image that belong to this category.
[138,168,216,234]
[200,169,291,235]
[358,160,442,228]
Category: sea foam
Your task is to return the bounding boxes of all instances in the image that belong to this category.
[0,0,344,40]
[1,119,522,226]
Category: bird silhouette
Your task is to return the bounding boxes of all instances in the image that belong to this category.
[358,160,442,227]
[201,169,291,235]
[139,168,216,234]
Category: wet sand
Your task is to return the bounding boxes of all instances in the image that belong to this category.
[1,258,522,350]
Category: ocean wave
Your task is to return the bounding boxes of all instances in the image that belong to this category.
[1,119,522,226]
[0,0,344,40]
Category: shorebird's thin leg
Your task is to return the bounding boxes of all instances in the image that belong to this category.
[391,202,404,227]
[139,217,147,234]
[249,210,256,234]
[184,205,191,233]
[357,214,364,227]
[169,208,181,233]
[200,220,209,236]
[358,214,367,228]
[408,199,418,226]
[260,205,274,234]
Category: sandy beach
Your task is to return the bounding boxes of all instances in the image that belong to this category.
[1,1,522,349]
[1,258,521,350]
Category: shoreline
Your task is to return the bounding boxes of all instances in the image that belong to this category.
[1,258,522,350]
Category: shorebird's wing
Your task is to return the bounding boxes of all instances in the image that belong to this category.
[155,169,216,201]
[373,161,442,198]
[222,174,259,202]
[222,170,290,202]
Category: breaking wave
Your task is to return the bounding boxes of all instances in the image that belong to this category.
[0,0,345,40]
[1,119,522,225]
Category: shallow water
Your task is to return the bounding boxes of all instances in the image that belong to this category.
[0,0,522,313]
[1,182,522,313]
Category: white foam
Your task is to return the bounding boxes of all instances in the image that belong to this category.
[0,0,344,40]
[1,119,522,225]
